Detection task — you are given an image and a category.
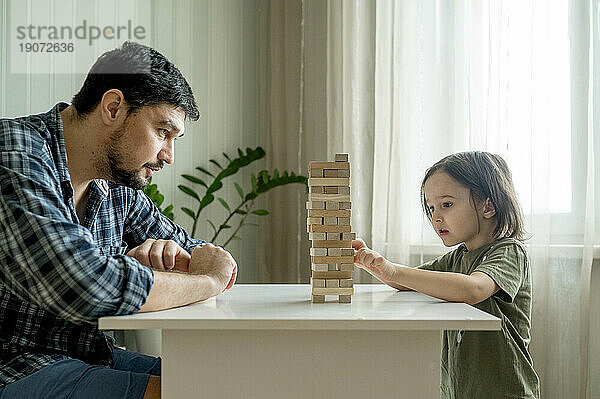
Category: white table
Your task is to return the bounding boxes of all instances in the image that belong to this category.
[99,284,500,398]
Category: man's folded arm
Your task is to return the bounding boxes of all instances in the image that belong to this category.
[0,155,154,324]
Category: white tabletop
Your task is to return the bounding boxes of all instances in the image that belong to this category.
[99,284,500,331]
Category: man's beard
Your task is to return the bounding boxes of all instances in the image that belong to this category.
[100,126,163,191]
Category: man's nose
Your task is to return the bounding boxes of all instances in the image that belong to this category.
[158,140,175,165]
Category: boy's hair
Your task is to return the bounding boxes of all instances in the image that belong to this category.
[420,151,526,241]
[72,41,199,121]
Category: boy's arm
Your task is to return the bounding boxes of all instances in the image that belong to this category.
[352,239,498,303]
[388,266,499,304]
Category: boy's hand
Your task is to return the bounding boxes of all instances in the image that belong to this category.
[127,239,191,272]
[352,238,396,282]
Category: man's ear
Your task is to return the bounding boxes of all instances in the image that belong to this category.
[99,89,127,126]
[482,198,496,219]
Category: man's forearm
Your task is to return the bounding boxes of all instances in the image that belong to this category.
[138,271,218,312]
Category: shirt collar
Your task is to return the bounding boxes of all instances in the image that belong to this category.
[40,103,109,199]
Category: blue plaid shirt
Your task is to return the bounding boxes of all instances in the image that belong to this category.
[0,103,205,386]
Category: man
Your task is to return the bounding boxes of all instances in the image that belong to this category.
[0,42,237,398]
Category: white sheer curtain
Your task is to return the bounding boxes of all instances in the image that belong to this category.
[325,0,599,398]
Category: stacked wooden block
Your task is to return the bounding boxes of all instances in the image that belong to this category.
[307,153,355,303]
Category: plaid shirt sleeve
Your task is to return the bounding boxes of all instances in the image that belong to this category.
[123,188,207,254]
[0,151,154,325]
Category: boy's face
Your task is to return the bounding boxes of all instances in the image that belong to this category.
[423,171,491,251]
[101,104,185,190]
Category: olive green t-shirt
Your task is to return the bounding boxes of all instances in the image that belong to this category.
[419,238,540,399]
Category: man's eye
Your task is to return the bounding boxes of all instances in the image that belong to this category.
[158,129,169,137]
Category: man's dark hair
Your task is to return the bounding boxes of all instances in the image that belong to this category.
[72,41,199,121]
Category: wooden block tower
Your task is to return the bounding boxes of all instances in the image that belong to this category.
[307,153,355,303]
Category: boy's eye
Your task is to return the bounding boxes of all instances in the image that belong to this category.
[442,202,452,208]
[429,206,435,213]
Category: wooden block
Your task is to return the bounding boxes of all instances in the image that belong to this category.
[308,178,350,187]
[310,248,327,256]
[311,278,325,288]
[309,161,349,170]
[340,279,353,288]
[325,201,339,210]
[310,169,323,177]
[339,202,352,209]
[339,263,354,271]
[335,153,349,162]
[312,287,354,295]
[324,217,337,225]
[309,232,327,240]
[311,271,353,279]
[327,248,342,256]
[338,186,350,195]
[341,248,354,256]
[312,240,352,248]
[311,255,354,264]
[328,263,338,271]
[309,186,324,194]
[311,263,329,271]
[308,225,351,233]
[338,217,350,226]
[312,294,325,303]
[326,232,341,240]
[339,295,352,303]
[310,193,351,202]
[324,186,338,194]
[307,217,322,225]
[308,209,351,217]
[323,169,338,178]
[306,201,325,210]
[342,232,356,240]
[326,279,340,288]
[338,169,349,178]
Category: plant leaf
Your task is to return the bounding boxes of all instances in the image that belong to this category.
[220,224,232,229]
[155,193,164,207]
[251,174,258,191]
[217,197,231,212]
[178,185,200,201]
[234,209,247,215]
[251,209,269,216]
[200,194,215,209]
[207,219,217,233]
[182,174,207,187]
[233,183,244,199]
[196,167,214,177]
[245,192,258,201]
[210,159,223,169]
[223,152,231,162]
[206,180,224,195]
[181,207,196,219]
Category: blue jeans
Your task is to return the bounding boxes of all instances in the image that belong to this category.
[0,348,161,399]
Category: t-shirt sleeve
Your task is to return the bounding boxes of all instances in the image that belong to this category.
[473,242,526,303]
[417,249,457,272]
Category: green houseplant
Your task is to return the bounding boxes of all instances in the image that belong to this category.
[144,146,307,249]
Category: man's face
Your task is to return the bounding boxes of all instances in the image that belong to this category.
[100,104,185,190]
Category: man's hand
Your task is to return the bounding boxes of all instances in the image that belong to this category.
[352,238,396,282]
[127,239,191,272]
[189,244,237,294]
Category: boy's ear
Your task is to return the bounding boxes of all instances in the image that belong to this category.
[482,198,496,219]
